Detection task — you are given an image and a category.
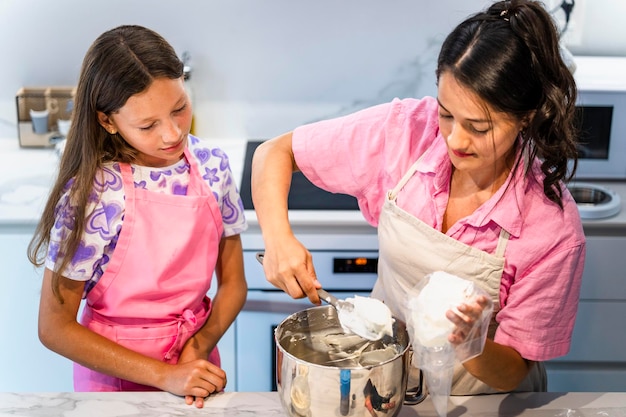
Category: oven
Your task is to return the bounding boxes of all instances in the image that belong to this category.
[238,140,359,211]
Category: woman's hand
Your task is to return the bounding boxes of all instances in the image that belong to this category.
[446,294,490,345]
[261,237,321,303]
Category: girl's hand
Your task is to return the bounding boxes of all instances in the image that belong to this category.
[161,359,226,409]
[177,341,220,408]
[446,295,490,345]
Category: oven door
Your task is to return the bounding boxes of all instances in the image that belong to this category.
[234,289,372,392]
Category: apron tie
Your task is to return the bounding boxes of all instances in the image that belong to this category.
[164,309,198,361]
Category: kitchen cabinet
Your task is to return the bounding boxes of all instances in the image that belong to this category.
[0,228,75,391]
[545,234,626,391]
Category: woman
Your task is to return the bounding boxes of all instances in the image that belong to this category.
[28,25,247,408]
[251,0,585,394]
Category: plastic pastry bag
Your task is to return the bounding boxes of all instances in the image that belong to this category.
[406,271,493,417]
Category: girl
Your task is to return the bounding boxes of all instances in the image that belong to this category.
[28,25,247,408]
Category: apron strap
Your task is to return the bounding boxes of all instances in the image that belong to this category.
[495,228,510,257]
[164,308,199,361]
[389,158,423,201]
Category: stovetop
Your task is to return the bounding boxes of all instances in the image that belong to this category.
[239,140,359,210]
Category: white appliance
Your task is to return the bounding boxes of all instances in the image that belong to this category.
[565,56,626,219]
[572,56,626,180]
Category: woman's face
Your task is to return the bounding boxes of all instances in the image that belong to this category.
[99,77,192,167]
[437,72,526,182]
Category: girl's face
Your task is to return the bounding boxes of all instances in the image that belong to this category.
[98,77,192,167]
[437,72,526,183]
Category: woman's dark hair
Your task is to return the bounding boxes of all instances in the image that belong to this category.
[436,0,578,208]
[28,25,184,301]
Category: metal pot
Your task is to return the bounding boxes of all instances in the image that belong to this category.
[275,305,417,417]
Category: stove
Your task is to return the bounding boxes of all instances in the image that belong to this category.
[239,140,358,210]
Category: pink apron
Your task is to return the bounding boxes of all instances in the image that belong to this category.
[74,147,224,391]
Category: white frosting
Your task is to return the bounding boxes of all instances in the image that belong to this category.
[410,271,474,348]
[337,295,394,341]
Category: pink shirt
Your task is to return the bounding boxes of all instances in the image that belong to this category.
[292,97,586,361]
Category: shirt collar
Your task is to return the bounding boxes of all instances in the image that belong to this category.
[417,135,527,237]
[471,163,526,238]
[416,136,451,191]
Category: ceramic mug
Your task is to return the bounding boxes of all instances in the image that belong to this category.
[57,119,71,137]
[29,109,49,134]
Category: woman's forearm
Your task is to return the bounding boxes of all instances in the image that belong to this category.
[251,133,297,242]
[462,339,534,391]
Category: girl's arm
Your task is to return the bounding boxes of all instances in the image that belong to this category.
[178,234,247,407]
[38,268,226,404]
[179,234,247,359]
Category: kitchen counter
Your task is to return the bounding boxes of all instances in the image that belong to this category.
[1,137,625,234]
[0,139,59,229]
[1,391,625,416]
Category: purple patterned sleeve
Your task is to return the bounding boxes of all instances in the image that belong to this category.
[191,139,247,235]
[45,166,126,282]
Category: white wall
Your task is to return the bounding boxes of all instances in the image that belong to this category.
[0,0,491,139]
[560,0,626,56]
[2,0,620,139]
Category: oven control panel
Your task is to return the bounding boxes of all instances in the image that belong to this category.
[333,256,378,273]
[244,250,379,291]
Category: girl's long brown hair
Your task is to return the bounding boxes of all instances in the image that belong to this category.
[28,25,184,301]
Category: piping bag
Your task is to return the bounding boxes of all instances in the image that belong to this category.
[406,271,493,417]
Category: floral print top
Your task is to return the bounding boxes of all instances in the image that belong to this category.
[45,136,247,295]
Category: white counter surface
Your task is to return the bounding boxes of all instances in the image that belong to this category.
[0,137,625,235]
[1,391,625,416]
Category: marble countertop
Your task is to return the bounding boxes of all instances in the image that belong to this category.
[1,391,625,416]
[0,139,59,227]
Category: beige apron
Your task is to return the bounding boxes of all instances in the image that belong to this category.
[371,158,546,395]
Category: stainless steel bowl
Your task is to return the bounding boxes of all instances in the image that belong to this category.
[275,305,412,417]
